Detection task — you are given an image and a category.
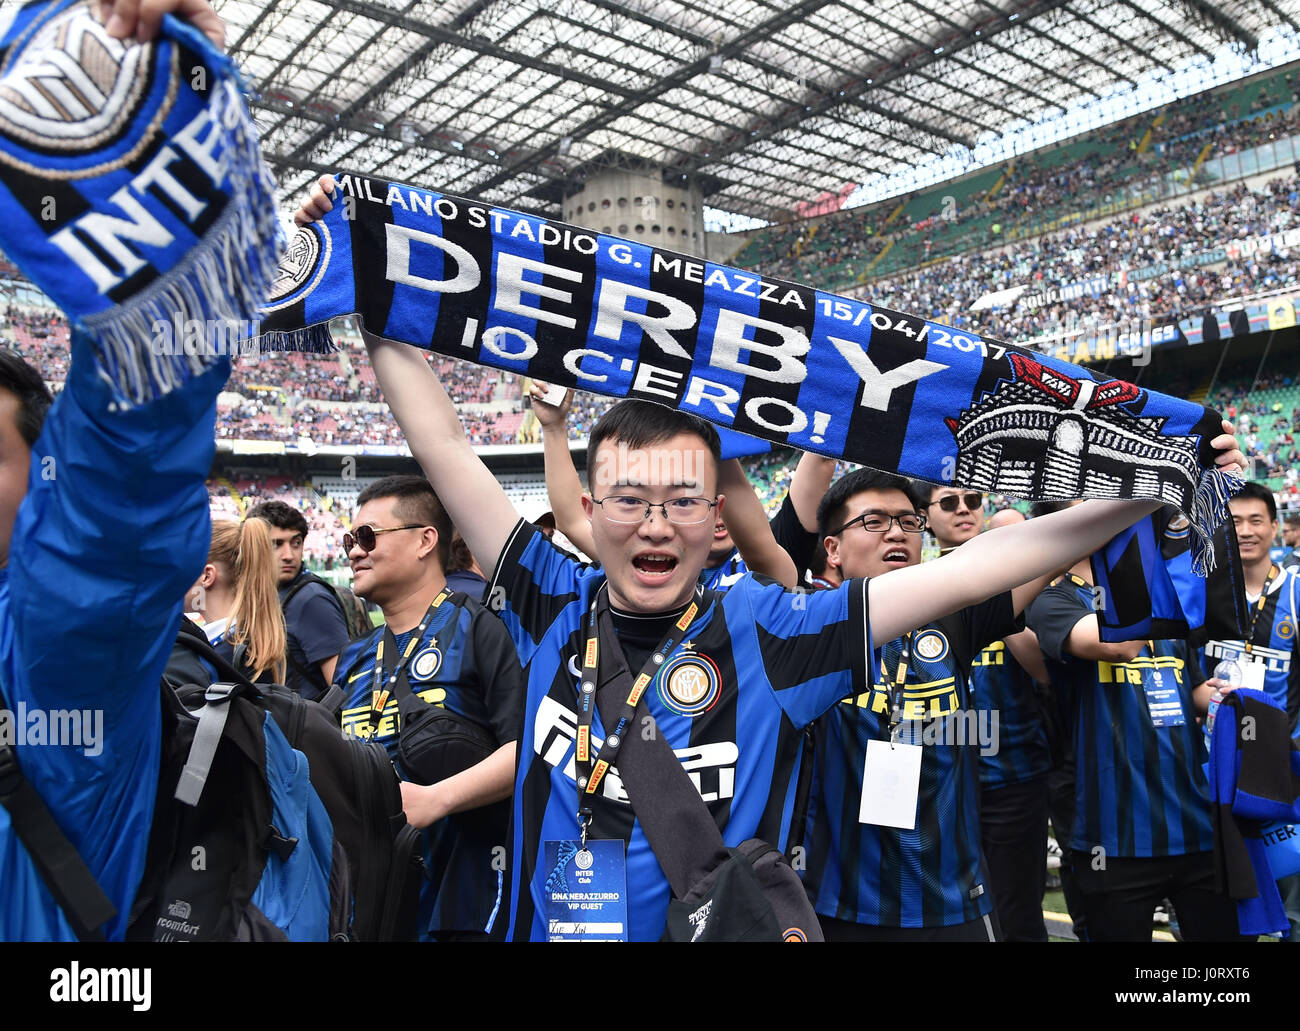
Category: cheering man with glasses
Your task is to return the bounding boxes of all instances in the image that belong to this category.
[803,470,1047,940]
[331,475,523,941]
[295,176,1245,942]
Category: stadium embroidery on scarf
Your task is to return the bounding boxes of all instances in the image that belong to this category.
[257,174,1242,571]
[0,0,282,405]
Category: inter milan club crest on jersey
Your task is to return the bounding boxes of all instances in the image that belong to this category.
[913,630,949,663]
[411,645,442,681]
[657,649,721,717]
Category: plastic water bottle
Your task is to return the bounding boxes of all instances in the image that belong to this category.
[1206,654,1243,736]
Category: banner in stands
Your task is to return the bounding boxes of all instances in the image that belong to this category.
[980,225,1300,366]
[257,174,1240,570]
[1037,295,1300,366]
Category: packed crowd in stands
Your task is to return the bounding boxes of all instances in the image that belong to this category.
[209,475,350,573]
[737,71,1300,348]
[858,174,1300,344]
[6,69,1300,456]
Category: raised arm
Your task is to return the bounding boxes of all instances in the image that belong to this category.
[868,498,1163,643]
[300,175,520,568]
[364,330,521,573]
[868,421,1244,642]
[719,459,798,587]
[788,452,837,533]
[529,381,595,557]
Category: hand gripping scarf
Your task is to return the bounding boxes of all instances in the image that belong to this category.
[256,174,1241,572]
[0,0,282,405]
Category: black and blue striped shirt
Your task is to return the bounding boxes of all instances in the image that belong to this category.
[1028,579,1214,858]
[489,520,870,941]
[969,641,1052,788]
[334,591,523,937]
[803,594,1016,928]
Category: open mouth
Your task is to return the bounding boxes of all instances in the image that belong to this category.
[882,548,911,565]
[713,524,729,540]
[633,554,678,580]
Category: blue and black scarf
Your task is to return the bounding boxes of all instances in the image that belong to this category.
[257,174,1241,572]
[0,0,281,404]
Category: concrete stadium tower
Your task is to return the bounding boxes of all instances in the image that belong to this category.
[562,166,706,258]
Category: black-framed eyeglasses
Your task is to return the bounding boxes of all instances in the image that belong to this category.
[830,511,927,535]
[592,495,718,525]
[343,523,425,554]
[927,492,983,514]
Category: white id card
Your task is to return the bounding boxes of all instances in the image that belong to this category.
[1241,658,1267,693]
[859,739,922,829]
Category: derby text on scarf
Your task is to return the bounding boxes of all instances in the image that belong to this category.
[258,173,1240,571]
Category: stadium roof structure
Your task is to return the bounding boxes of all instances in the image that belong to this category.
[220,0,1300,225]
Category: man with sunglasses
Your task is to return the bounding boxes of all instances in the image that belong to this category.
[295,176,1244,941]
[331,476,523,940]
[918,483,1053,940]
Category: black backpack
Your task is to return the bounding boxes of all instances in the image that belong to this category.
[157,630,426,941]
[282,569,374,642]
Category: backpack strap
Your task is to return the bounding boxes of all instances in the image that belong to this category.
[165,634,264,806]
[282,569,348,622]
[174,683,242,806]
[317,684,345,718]
[280,571,351,691]
[172,629,260,692]
[0,682,117,941]
[589,593,730,897]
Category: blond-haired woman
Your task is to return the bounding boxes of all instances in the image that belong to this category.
[187,518,287,684]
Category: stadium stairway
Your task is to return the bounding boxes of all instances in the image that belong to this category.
[214,475,246,517]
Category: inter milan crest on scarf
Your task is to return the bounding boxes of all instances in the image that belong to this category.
[0,0,282,404]
[257,174,1241,571]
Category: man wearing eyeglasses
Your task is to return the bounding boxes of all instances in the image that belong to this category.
[919,484,1054,941]
[330,475,523,941]
[294,176,1245,941]
[801,470,1047,940]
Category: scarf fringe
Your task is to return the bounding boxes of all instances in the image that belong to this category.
[78,78,284,407]
[253,324,338,354]
[1190,466,1245,576]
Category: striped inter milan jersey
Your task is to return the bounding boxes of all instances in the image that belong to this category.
[1200,565,1300,731]
[969,641,1051,789]
[334,591,523,937]
[489,520,871,942]
[1028,578,1214,858]
[699,494,819,592]
[803,594,1016,928]
[700,548,746,590]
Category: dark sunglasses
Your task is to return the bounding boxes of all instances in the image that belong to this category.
[343,523,424,554]
[927,492,983,514]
